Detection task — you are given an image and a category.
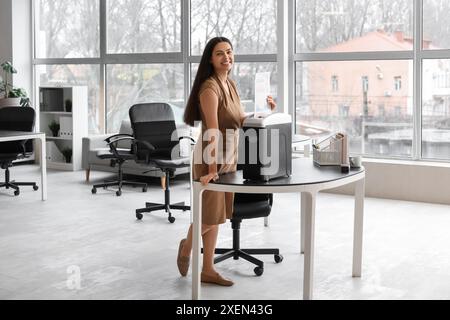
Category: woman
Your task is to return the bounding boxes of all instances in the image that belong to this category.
[177,37,276,286]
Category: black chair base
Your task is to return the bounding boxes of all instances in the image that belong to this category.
[92,180,147,197]
[135,201,190,223]
[0,167,38,196]
[135,169,190,223]
[211,247,283,276]
[91,159,148,196]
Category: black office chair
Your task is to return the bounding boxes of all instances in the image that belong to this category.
[0,107,39,196]
[212,193,283,276]
[91,134,148,196]
[129,103,194,223]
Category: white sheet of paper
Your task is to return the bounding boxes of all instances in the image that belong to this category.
[254,72,271,116]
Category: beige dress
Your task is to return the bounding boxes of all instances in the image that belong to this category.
[193,75,244,225]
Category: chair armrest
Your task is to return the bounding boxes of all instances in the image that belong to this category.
[104,133,134,144]
[106,136,136,158]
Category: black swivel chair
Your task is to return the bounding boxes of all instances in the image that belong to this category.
[91,134,148,196]
[0,107,39,196]
[212,193,283,276]
[129,103,194,223]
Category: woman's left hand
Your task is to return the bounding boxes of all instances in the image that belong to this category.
[267,95,276,111]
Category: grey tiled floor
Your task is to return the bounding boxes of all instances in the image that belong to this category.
[1,164,450,300]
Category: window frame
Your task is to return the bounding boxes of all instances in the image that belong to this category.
[32,0,278,134]
[293,0,450,162]
[31,0,450,162]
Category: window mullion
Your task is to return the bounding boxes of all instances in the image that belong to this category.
[413,0,423,160]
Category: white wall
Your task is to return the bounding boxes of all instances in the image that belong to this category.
[0,0,32,99]
[0,0,13,63]
[328,159,450,205]
[11,0,32,98]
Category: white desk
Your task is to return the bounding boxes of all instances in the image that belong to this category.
[0,131,47,200]
[191,158,365,300]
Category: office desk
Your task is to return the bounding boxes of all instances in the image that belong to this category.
[191,158,365,300]
[0,131,47,200]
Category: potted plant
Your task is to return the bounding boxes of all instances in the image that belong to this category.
[0,61,31,107]
[48,120,60,137]
[61,147,72,163]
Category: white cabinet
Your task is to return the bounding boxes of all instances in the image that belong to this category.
[38,86,88,171]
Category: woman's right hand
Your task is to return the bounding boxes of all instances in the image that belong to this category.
[200,172,219,185]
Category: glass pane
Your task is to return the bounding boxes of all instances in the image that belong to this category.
[296,60,413,158]
[107,0,181,53]
[295,0,413,53]
[106,64,184,133]
[36,0,100,58]
[35,65,101,134]
[423,0,450,50]
[191,0,277,55]
[422,59,450,160]
[191,63,277,113]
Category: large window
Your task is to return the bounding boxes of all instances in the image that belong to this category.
[423,0,450,50]
[296,60,413,157]
[33,0,450,162]
[106,64,184,133]
[107,0,181,54]
[295,0,413,53]
[190,0,277,55]
[295,0,450,161]
[34,0,275,136]
[35,0,100,58]
[422,59,450,160]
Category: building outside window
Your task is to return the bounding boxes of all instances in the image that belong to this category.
[331,75,339,92]
[339,105,349,117]
[394,76,402,91]
[362,76,369,93]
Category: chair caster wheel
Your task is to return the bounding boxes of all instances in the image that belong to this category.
[33,185,39,191]
[168,216,176,223]
[91,188,97,194]
[254,266,264,276]
[116,190,122,196]
[274,254,283,263]
[142,187,147,192]
[136,212,143,220]
[14,190,20,196]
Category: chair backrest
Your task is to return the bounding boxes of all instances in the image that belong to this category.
[0,107,36,154]
[129,103,179,160]
[233,193,273,220]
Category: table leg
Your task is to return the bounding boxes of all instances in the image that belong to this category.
[352,177,365,277]
[303,191,316,300]
[39,135,47,201]
[192,183,203,300]
[300,192,306,254]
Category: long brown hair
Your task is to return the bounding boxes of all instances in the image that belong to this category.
[183,37,233,126]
